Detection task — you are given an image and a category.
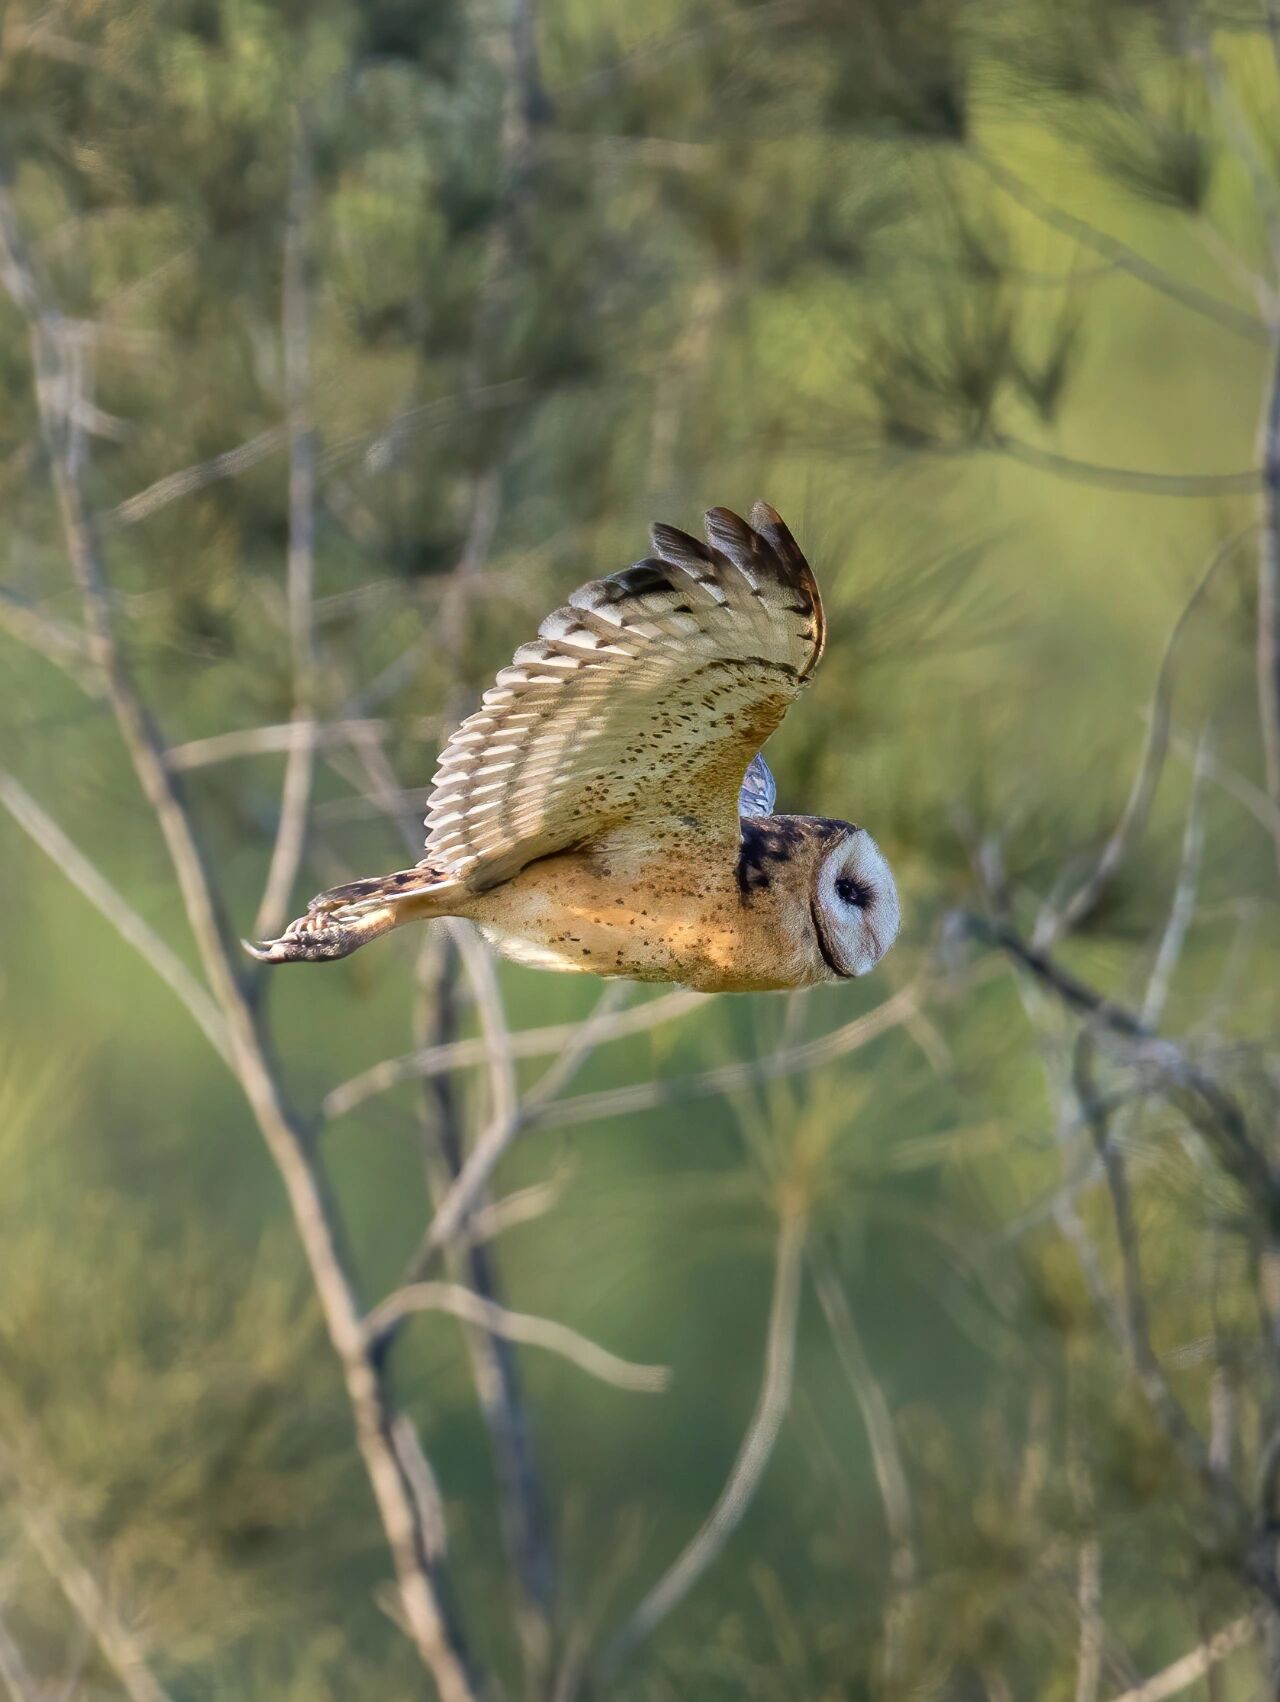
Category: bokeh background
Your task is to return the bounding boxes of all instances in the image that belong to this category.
[3,1,1280,1697]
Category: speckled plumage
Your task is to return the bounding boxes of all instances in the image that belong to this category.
[247,503,900,990]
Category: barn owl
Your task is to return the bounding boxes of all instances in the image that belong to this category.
[247,503,900,992]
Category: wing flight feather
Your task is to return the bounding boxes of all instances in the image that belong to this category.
[423,502,824,888]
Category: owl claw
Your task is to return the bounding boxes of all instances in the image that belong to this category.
[242,900,399,964]
[243,929,355,963]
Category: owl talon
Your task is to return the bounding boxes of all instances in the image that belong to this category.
[243,898,400,964]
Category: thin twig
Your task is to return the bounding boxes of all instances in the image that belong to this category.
[166,718,427,772]
[977,917,1276,1204]
[0,584,100,693]
[0,175,481,1702]
[461,1170,575,1249]
[1140,732,1211,1029]
[1075,1535,1103,1702]
[254,121,318,943]
[969,147,1268,345]
[0,770,231,1063]
[104,426,287,528]
[529,981,927,1130]
[809,1245,917,1683]
[0,1453,174,1702]
[414,930,556,1681]
[323,987,706,1121]
[399,979,647,1288]
[1105,1613,1257,1702]
[1194,29,1280,267]
[1256,334,1280,880]
[991,433,1261,497]
[363,1282,669,1393]
[0,1608,38,1702]
[1073,1033,1218,1497]
[600,1208,807,1678]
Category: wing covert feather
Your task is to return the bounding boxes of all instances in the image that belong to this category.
[424,503,824,888]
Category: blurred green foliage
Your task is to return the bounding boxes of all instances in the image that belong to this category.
[2,0,1280,1696]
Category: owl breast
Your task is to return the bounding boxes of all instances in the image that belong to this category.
[461,834,829,992]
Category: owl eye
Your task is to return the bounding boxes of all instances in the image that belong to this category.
[835,874,872,909]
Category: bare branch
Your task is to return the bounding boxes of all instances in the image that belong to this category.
[600,1209,807,1677]
[413,930,555,1680]
[400,979,668,1285]
[166,718,430,772]
[533,981,924,1130]
[991,434,1261,497]
[969,147,1269,346]
[0,1607,39,1702]
[1075,1537,1103,1702]
[1106,1614,1257,1702]
[1193,31,1280,266]
[1256,336,1280,879]
[1140,732,1211,1028]
[1168,725,1280,839]
[319,376,529,480]
[0,584,100,693]
[1266,0,1280,75]
[449,921,517,1131]
[1073,1033,1221,1498]
[254,123,318,943]
[104,425,287,529]
[461,1167,575,1250]
[0,1452,174,1702]
[0,175,481,1702]
[364,1282,669,1393]
[0,770,232,1063]
[975,917,1276,1204]
[810,1246,917,1682]
[323,987,707,1122]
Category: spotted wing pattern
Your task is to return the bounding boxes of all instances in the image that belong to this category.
[423,502,825,890]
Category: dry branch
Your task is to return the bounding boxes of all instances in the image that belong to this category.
[414,929,556,1681]
[363,1282,669,1393]
[399,976,671,1287]
[1106,1613,1257,1702]
[1073,1034,1219,1501]
[0,770,232,1063]
[0,585,99,693]
[324,986,706,1121]
[254,123,318,944]
[0,175,481,1702]
[1037,528,1249,949]
[810,1245,917,1678]
[0,1449,174,1702]
[969,147,1268,345]
[977,917,1276,1205]
[104,426,287,528]
[533,982,923,1130]
[600,1208,807,1678]
[1257,336,1280,881]
[0,1609,38,1702]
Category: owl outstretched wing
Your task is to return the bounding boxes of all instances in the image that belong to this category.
[424,502,823,890]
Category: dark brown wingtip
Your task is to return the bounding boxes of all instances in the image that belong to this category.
[747,500,825,676]
[701,505,755,563]
[748,501,802,566]
[650,520,712,571]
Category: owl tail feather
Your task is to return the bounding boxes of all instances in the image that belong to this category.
[243,866,454,965]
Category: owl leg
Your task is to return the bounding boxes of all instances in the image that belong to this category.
[243,867,451,964]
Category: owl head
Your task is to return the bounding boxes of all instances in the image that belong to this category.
[811,826,901,979]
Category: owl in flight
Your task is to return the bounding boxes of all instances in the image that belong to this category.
[247,503,900,992]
